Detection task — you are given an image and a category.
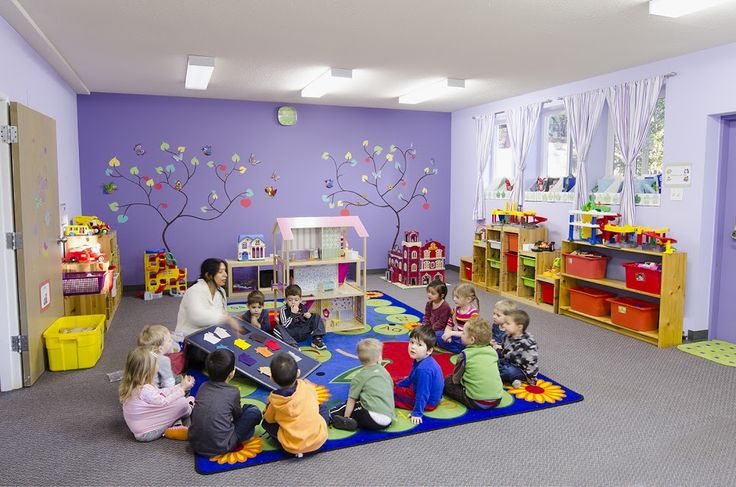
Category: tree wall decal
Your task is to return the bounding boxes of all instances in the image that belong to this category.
[321,140,437,249]
[105,142,254,252]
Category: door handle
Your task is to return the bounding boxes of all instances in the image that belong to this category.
[57,236,67,245]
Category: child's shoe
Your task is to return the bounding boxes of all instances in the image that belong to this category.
[311,336,327,350]
[163,425,189,441]
[331,414,358,431]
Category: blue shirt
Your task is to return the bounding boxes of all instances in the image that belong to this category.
[397,355,444,417]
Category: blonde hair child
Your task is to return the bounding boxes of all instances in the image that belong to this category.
[119,346,195,442]
[436,283,480,354]
[138,324,176,388]
[491,299,516,347]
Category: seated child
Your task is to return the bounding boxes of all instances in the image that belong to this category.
[443,317,504,410]
[241,290,266,330]
[423,279,452,332]
[120,346,195,442]
[394,326,444,425]
[493,310,539,385]
[189,349,262,457]
[491,300,516,347]
[261,352,329,456]
[274,284,327,350]
[330,338,395,431]
[137,324,176,388]
[437,283,479,354]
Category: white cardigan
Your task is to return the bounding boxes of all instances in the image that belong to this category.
[175,279,228,336]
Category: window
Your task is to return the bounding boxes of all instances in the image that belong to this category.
[611,96,665,176]
[411,264,417,272]
[541,110,575,178]
[492,121,515,181]
[412,251,417,259]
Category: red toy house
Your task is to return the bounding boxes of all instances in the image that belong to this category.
[386,230,446,287]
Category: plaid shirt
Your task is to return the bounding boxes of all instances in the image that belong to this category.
[501,332,538,380]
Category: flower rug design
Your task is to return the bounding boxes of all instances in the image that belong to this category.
[192,291,583,474]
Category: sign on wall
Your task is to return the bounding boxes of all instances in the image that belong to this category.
[663,164,692,187]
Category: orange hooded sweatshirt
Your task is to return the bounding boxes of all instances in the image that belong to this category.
[263,379,328,454]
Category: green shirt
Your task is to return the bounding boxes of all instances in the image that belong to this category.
[349,364,396,419]
[461,345,504,401]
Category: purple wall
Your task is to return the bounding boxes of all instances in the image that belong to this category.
[77,94,450,284]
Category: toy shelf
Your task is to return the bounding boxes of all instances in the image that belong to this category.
[559,240,686,347]
[274,256,365,267]
[459,256,473,283]
[302,282,365,300]
[225,257,275,303]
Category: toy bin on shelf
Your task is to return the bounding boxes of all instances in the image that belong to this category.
[569,286,616,316]
[42,314,106,371]
[489,240,501,250]
[507,233,518,252]
[540,281,555,305]
[522,276,535,288]
[505,252,518,272]
[607,296,659,331]
[62,271,111,296]
[489,258,501,269]
[623,262,662,294]
[563,253,610,279]
[462,259,473,281]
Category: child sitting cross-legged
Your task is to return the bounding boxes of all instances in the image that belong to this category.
[240,290,266,330]
[443,317,504,410]
[261,352,329,457]
[120,346,195,442]
[393,326,444,425]
[423,279,452,332]
[491,299,516,348]
[436,283,480,354]
[274,284,327,350]
[330,338,395,431]
[137,324,177,388]
[494,310,539,386]
[189,349,263,457]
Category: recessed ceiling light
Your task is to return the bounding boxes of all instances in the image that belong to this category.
[185,55,215,90]
[649,0,731,17]
[398,78,466,105]
[301,68,353,98]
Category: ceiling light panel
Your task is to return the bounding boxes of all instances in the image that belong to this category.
[301,68,353,98]
[649,0,731,18]
[398,78,466,105]
[185,55,215,90]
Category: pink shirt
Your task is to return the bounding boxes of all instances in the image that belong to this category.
[122,384,191,436]
[447,306,479,332]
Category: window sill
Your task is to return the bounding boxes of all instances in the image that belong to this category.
[591,192,660,207]
[486,190,660,206]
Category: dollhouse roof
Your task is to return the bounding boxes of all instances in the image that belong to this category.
[273,216,369,240]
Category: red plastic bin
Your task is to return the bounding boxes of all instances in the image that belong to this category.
[569,286,616,316]
[623,262,662,294]
[505,252,518,272]
[540,281,555,305]
[462,261,473,280]
[607,296,659,331]
[507,233,519,252]
[563,252,610,279]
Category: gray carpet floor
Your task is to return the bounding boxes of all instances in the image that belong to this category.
[1,271,735,486]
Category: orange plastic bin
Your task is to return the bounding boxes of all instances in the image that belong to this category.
[563,252,610,279]
[607,296,659,331]
[569,286,616,316]
[507,233,518,252]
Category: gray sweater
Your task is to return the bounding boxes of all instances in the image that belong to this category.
[189,381,241,456]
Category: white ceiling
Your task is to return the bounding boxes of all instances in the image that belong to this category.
[4,0,736,112]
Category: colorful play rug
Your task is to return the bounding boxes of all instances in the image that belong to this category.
[191,292,583,475]
[677,340,736,367]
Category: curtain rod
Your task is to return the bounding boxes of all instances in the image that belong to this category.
[472,72,678,119]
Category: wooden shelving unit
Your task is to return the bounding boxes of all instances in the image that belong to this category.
[559,240,686,347]
[225,256,275,303]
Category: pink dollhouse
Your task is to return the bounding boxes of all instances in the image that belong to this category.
[386,230,446,287]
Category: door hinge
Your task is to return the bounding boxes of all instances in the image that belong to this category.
[11,335,28,353]
[6,232,22,250]
[0,125,18,144]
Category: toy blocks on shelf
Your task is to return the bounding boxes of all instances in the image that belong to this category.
[568,210,621,244]
[237,234,267,261]
[144,249,188,300]
[490,202,547,226]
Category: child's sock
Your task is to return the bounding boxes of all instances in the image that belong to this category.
[163,425,189,441]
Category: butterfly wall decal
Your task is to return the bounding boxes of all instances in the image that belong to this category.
[271,171,280,181]
[324,178,334,189]
[248,153,261,166]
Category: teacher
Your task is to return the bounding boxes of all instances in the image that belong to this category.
[175,258,240,336]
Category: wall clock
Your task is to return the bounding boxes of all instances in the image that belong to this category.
[277,106,298,126]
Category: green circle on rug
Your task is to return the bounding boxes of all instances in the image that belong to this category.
[333,323,372,335]
[496,390,515,408]
[227,304,248,313]
[231,376,258,397]
[263,301,277,309]
[384,411,417,433]
[254,424,279,451]
[373,323,410,336]
[374,305,406,315]
[327,425,359,440]
[366,299,392,307]
[300,346,333,363]
[424,397,468,420]
[386,313,422,324]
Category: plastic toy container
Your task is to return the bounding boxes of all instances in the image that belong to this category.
[563,252,610,279]
[489,240,501,250]
[569,286,616,316]
[522,276,535,288]
[521,256,536,267]
[505,252,518,272]
[507,233,518,252]
[43,314,105,371]
[606,296,659,331]
[462,261,473,281]
[540,281,555,304]
[489,258,501,269]
[62,271,111,296]
[623,262,662,294]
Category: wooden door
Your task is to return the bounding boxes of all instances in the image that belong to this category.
[9,102,64,385]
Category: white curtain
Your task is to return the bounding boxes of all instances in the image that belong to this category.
[472,116,494,221]
[606,75,664,225]
[564,90,606,210]
[506,103,541,207]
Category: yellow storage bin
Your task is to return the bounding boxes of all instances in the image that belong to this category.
[43,314,105,371]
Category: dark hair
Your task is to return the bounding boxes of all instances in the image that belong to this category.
[506,310,530,332]
[409,325,437,350]
[270,352,298,387]
[284,284,302,298]
[206,349,235,382]
[247,290,265,306]
[426,279,447,300]
[200,258,227,283]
